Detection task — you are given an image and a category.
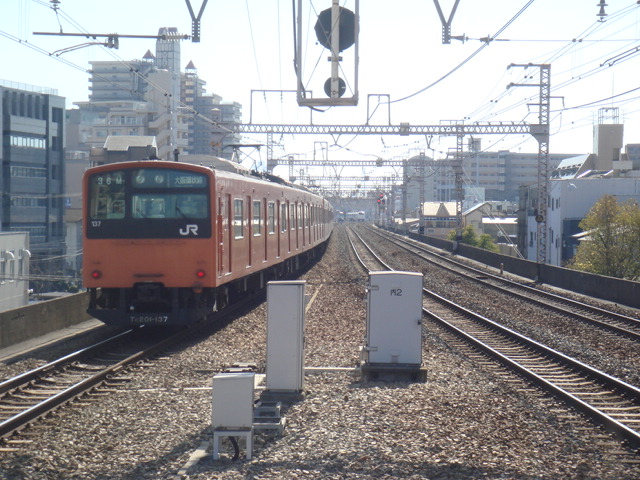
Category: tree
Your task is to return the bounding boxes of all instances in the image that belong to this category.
[568,195,640,280]
[476,233,499,252]
[448,225,499,252]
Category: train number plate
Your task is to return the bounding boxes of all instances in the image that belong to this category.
[129,315,169,324]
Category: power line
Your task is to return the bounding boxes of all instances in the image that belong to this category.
[391,0,536,104]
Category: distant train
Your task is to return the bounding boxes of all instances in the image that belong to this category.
[346,211,366,222]
[82,159,333,326]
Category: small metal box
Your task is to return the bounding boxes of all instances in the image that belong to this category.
[365,271,423,365]
[266,281,306,392]
[211,372,255,428]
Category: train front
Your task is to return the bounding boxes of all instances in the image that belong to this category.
[82,162,217,326]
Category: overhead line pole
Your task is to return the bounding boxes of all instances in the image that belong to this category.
[508,64,551,277]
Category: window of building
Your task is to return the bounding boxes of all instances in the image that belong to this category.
[52,107,63,123]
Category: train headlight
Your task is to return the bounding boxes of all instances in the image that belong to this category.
[91,270,102,279]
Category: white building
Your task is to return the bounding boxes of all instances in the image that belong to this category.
[521,177,640,266]
[0,232,30,311]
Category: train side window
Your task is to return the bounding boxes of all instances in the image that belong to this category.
[234,199,244,239]
[253,200,262,236]
[290,203,295,231]
[298,204,303,229]
[268,202,276,234]
[281,203,287,232]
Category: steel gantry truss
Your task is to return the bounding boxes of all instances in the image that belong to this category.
[228,64,551,264]
[229,122,532,136]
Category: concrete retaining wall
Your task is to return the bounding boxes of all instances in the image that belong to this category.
[0,292,92,349]
[388,226,640,309]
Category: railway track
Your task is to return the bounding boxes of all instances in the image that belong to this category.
[0,327,189,446]
[348,226,640,451]
[346,226,390,272]
[0,292,264,448]
[365,226,640,341]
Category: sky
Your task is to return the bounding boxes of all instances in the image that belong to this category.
[1,0,640,184]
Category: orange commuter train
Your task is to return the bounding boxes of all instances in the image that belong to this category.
[82,159,333,326]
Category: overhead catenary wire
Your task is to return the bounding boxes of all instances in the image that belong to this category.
[391,0,537,104]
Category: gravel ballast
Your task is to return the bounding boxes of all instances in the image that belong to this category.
[1,224,639,479]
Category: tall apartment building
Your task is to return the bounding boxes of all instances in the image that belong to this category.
[182,61,242,157]
[435,140,576,203]
[72,55,189,161]
[1,80,66,289]
[67,28,241,161]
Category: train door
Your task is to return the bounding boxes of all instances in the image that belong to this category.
[292,201,297,250]
[303,204,308,247]
[298,203,303,248]
[217,196,225,277]
[276,200,282,258]
[247,195,252,267]
[311,205,316,243]
[309,205,318,243]
[227,194,233,273]
[263,198,268,262]
[288,201,293,253]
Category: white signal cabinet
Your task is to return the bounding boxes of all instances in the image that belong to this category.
[266,281,306,392]
[211,372,255,428]
[365,271,423,365]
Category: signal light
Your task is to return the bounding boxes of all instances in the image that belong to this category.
[91,270,102,279]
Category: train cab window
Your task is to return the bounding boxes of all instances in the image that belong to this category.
[268,202,276,234]
[176,195,207,218]
[87,166,211,240]
[234,199,244,238]
[130,193,208,219]
[253,200,262,236]
[133,196,166,218]
[89,170,125,219]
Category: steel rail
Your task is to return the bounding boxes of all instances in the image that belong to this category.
[0,327,190,439]
[369,226,640,340]
[422,289,640,450]
[0,329,134,395]
[345,226,392,273]
[350,225,640,450]
[0,288,270,441]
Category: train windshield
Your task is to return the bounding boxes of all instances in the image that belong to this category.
[87,167,211,239]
